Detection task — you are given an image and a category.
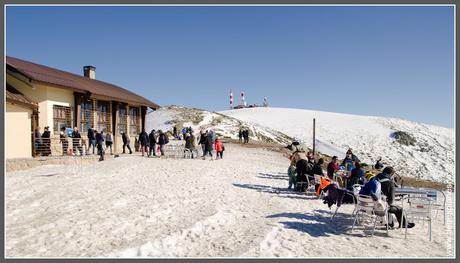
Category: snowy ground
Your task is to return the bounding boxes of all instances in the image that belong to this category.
[5,143,455,258]
[221,107,455,185]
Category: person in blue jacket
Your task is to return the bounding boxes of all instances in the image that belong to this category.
[359,172,381,201]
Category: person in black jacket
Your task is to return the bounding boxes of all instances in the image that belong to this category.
[377,166,415,229]
[148,129,156,157]
[121,131,132,154]
[87,126,96,154]
[242,129,250,144]
[345,148,360,162]
[198,130,207,157]
[139,128,149,157]
[157,130,168,156]
[95,130,104,161]
[41,126,51,156]
[72,127,83,156]
[347,162,365,190]
[375,157,384,170]
[296,159,313,192]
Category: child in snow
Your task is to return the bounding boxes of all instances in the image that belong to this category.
[215,137,224,159]
[287,159,297,190]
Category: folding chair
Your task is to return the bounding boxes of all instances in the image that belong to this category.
[401,195,433,241]
[351,194,389,236]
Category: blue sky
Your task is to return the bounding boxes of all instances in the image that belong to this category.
[6,6,455,128]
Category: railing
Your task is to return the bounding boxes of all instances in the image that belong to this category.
[33,137,89,157]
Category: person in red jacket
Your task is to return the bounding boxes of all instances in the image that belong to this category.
[215,137,224,159]
[327,156,339,180]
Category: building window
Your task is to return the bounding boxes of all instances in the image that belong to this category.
[53,105,72,132]
[96,101,111,132]
[117,105,127,135]
[129,107,140,135]
[80,100,93,133]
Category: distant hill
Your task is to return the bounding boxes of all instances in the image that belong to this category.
[221,107,454,184]
[146,105,293,146]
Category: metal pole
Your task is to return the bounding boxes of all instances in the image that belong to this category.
[313,118,316,156]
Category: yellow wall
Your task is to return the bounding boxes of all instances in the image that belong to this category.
[6,103,33,159]
[39,84,74,135]
[7,74,74,135]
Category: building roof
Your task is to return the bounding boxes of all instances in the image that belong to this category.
[6,56,160,109]
[6,83,39,109]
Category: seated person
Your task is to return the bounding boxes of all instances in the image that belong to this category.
[311,158,324,191]
[347,162,365,190]
[327,156,339,180]
[346,148,360,162]
[374,157,384,170]
[341,153,355,171]
[359,172,381,201]
[296,159,312,192]
[377,166,415,229]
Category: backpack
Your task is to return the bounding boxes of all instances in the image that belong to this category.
[164,135,169,144]
[222,144,225,151]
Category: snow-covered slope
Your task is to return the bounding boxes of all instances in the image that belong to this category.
[220,107,455,184]
[146,106,293,145]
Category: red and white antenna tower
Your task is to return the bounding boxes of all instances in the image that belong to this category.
[229,90,233,110]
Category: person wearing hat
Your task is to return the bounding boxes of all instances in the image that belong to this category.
[359,171,381,201]
[327,156,339,180]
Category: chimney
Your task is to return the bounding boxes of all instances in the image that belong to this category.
[83,65,96,79]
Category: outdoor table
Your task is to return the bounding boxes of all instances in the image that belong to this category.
[395,187,446,225]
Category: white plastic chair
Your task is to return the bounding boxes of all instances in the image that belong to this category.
[351,194,389,236]
[401,195,433,241]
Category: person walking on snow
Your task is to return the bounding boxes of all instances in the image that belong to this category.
[199,130,207,157]
[95,130,105,161]
[215,137,224,159]
[157,130,169,156]
[121,131,132,154]
[72,127,83,156]
[139,128,149,156]
[87,126,96,155]
[148,129,157,157]
[105,132,113,155]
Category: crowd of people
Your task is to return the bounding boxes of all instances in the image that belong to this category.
[34,124,229,161]
[286,140,415,230]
